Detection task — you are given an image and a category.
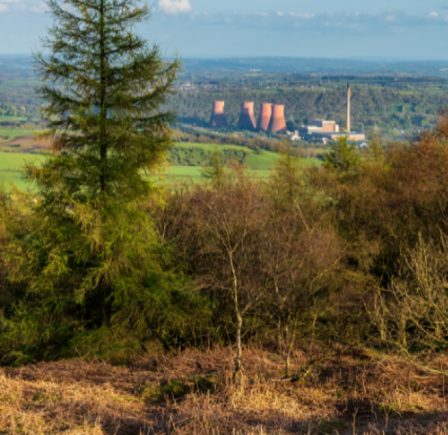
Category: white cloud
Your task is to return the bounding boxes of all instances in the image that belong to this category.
[276,11,283,16]
[0,4,8,12]
[29,1,47,13]
[290,12,315,19]
[157,0,192,14]
[429,12,438,17]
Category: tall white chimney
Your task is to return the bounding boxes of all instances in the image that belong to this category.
[347,82,351,133]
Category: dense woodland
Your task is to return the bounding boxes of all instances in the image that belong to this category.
[3,125,448,379]
[0,58,40,120]
[2,42,448,376]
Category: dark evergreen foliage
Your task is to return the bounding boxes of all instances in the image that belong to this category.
[34,0,179,201]
[0,0,208,365]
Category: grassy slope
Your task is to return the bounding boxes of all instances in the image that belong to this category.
[0,347,446,434]
[0,115,27,122]
[164,166,273,183]
[0,152,44,190]
[0,129,42,139]
[0,142,321,189]
[169,143,320,180]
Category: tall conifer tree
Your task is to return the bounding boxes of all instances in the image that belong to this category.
[35,0,179,201]
[0,0,184,363]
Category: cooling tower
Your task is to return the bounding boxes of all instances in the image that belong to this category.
[238,102,256,130]
[269,105,287,133]
[257,103,272,131]
[209,101,228,128]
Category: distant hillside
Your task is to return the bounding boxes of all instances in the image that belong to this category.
[182,57,448,77]
[172,87,446,133]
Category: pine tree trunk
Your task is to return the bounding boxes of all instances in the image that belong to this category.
[99,0,111,328]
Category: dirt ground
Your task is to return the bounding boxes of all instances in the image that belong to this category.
[1,347,448,434]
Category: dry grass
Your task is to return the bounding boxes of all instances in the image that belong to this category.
[1,346,448,434]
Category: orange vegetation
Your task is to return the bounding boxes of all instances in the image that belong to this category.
[1,347,448,434]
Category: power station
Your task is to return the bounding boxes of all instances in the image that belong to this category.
[209,83,365,141]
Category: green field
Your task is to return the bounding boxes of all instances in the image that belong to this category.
[0,115,28,122]
[171,142,320,168]
[164,166,273,183]
[172,142,283,170]
[0,152,45,190]
[0,129,43,139]
[0,143,321,190]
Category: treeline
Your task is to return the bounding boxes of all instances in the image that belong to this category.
[3,121,448,376]
[0,90,41,119]
[171,87,447,132]
[172,128,325,159]
[172,129,289,152]
[0,63,40,119]
[168,147,250,167]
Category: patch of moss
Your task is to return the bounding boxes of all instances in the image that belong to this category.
[139,374,217,402]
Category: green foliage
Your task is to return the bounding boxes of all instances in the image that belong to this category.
[34,0,179,202]
[365,131,385,164]
[268,143,302,208]
[323,136,361,174]
[5,31,448,373]
[140,375,216,402]
[168,146,249,167]
[0,0,213,365]
[0,192,212,364]
[201,149,228,190]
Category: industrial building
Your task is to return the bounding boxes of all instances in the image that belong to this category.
[298,121,365,142]
[297,83,366,143]
[312,120,339,133]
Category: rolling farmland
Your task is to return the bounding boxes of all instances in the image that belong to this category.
[0,135,320,189]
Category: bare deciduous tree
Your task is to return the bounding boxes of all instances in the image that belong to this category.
[189,171,271,378]
[371,234,448,376]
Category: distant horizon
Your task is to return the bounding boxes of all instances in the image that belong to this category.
[2,54,448,63]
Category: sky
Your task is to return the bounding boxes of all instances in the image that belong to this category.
[2,0,448,59]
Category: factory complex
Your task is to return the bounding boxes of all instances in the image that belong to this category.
[209,83,366,143]
[297,120,366,143]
